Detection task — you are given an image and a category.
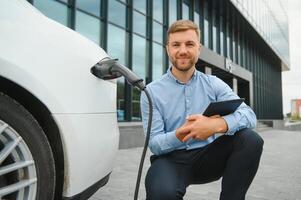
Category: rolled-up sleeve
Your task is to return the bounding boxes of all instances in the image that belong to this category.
[223,104,257,135]
[140,89,183,155]
[210,76,257,135]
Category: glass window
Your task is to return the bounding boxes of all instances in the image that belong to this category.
[227,34,230,59]
[132,34,146,120]
[75,10,101,44]
[152,43,164,80]
[213,26,217,52]
[132,34,146,80]
[226,19,231,58]
[132,87,141,120]
[238,42,241,65]
[108,0,126,28]
[204,20,209,47]
[58,0,68,3]
[153,0,163,23]
[116,79,125,121]
[242,37,245,67]
[194,0,200,38]
[203,0,210,48]
[194,12,200,30]
[133,0,146,14]
[133,11,146,36]
[76,0,101,17]
[212,7,218,52]
[232,39,236,62]
[220,31,224,56]
[182,2,189,19]
[153,21,163,44]
[107,25,126,64]
[169,0,177,25]
[34,0,68,26]
[107,25,127,121]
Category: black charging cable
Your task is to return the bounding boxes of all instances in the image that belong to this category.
[91,58,153,200]
[133,89,152,200]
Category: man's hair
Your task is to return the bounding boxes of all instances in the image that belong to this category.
[167,20,201,43]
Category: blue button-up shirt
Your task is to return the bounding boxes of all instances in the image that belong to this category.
[140,68,257,156]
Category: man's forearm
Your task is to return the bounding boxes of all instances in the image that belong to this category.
[213,117,228,133]
[176,115,228,142]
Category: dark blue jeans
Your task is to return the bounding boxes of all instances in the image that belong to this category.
[145,128,264,200]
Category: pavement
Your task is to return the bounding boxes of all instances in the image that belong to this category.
[90,129,301,200]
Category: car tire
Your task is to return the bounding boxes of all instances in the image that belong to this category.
[0,92,55,200]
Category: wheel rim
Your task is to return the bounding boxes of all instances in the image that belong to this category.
[0,120,37,200]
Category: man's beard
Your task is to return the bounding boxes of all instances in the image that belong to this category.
[170,57,196,72]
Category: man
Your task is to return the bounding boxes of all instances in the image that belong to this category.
[140,20,264,200]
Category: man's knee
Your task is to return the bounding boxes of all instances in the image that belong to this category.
[235,128,264,158]
[145,159,185,200]
[146,183,184,200]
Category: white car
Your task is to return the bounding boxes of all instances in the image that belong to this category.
[0,0,119,199]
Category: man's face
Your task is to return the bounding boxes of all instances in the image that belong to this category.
[166,29,201,72]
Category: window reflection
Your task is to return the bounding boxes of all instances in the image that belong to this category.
[231,0,289,65]
[132,34,146,80]
[203,0,210,48]
[204,20,209,47]
[232,39,236,63]
[213,26,217,52]
[77,0,101,17]
[194,12,200,31]
[132,34,146,120]
[34,0,68,26]
[220,31,224,56]
[212,5,218,53]
[238,42,241,65]
[194,0,200,39]
[227,34,230,59]
[107,24,127,121]
[133,0,146,14]
[107,25,126,64]
[132,87,141,120]
[152,43,164,80]
[169,0,177,25]
[108,0,126,28]
[133,11,146,36]
[153,21,163,44]
[117,78,125,121]
[75,10,100,44]
[57,0,68,3]
[182,2,189,19]
[153,0,163,23]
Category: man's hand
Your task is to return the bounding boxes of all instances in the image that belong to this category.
[177,114,228,142]
[175,119,194,141]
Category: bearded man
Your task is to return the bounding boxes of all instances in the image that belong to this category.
[140,19,264,200]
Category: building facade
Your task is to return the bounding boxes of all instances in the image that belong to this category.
[30,0,289,121]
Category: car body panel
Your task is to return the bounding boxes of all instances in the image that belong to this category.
[52,113,119,196]
[0,0,116,114]
[0,0,119,197]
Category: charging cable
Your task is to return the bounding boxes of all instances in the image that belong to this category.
[91,58,153,200]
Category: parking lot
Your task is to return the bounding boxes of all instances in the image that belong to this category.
[90,129,301,200]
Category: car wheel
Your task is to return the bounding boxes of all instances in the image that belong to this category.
[0,92,55,200]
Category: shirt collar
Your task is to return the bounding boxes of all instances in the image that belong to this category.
[167,67,197,85]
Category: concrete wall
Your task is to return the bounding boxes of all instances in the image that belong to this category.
[118,122,145,149]
[118,120,301,149]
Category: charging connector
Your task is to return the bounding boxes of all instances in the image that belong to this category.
[91,58,152,200]
[91,58,146,91]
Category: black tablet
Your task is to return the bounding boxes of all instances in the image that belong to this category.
[203,98,245,117]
